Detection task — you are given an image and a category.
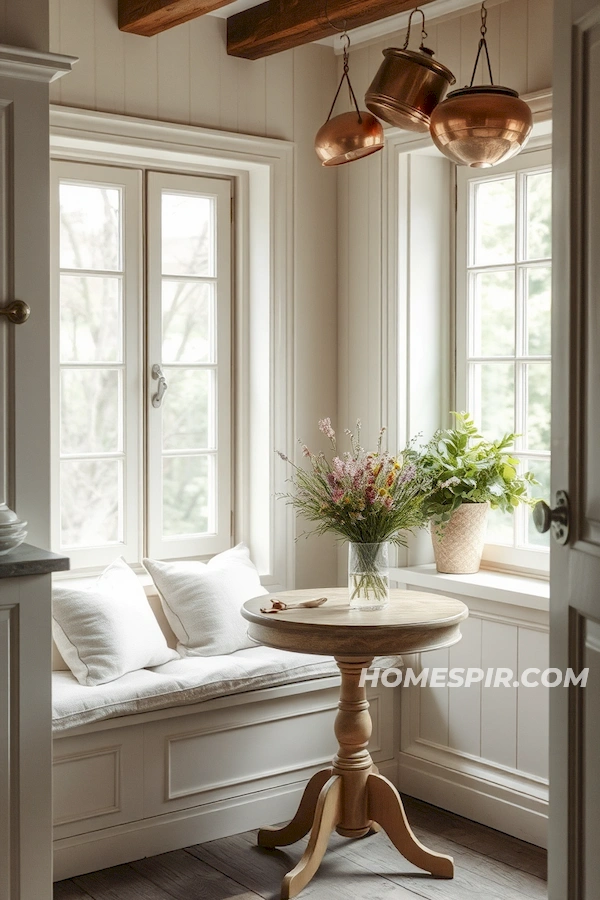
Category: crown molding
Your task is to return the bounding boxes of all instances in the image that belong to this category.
[0,45,77,83]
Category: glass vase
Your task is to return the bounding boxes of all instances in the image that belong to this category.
[348,541,390,610]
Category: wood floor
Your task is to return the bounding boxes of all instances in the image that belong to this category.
[54,796,548,900]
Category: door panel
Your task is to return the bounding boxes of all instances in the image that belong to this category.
[551,2,600,898]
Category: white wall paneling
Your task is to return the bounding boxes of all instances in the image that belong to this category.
[52,679,399,880]
[396,581,550,847]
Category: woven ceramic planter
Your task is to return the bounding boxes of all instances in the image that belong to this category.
[430,503,489,574]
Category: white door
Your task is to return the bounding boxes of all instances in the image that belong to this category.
[548,1,600,897]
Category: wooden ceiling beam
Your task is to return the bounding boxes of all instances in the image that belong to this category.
[227,0,437,60]
[119,0,238,37]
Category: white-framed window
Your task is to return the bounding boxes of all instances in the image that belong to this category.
[456,148,552,574]
[51,160,232,570]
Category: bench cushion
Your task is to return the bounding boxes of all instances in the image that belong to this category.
[52,646,342,733]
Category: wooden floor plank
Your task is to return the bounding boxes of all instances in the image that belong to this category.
[130,848,261,900]
[335,829,538,900]
[407,822,546,899]
[53,881,96,900]
[55,799,548,900]
[189,832,425,900]
[72,863,177,900]
[402,797,547,881]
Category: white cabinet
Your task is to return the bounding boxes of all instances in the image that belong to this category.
[0,547,68,900]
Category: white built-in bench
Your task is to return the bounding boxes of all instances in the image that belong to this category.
[52,591,400,881]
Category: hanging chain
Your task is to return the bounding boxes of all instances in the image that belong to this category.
[480,1,488,37]
[468,1,494,86]
[402,7,428,51]
[325,31,363,124]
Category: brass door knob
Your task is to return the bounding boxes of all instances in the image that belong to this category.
[0,300,30,324]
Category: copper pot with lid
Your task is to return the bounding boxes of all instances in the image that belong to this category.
[365,9,455,133]
[429,3,533,167]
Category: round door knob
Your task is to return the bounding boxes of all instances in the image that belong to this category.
[532,491,570,545]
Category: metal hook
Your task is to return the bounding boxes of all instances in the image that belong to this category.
[323,0,347,33]
[402,7,428,51]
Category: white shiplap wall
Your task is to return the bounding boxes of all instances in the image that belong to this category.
[337,0,553,446]
[336,0,553,845]
[48,0,340,589]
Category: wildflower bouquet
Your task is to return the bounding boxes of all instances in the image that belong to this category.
[278,418,431,603]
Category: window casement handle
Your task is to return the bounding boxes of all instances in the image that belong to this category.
[151,364,168,408]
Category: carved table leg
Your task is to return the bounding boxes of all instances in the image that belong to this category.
[281,775,342,900]
[258,768,333,848]
[257,655,453,898]
[367,772,454,878]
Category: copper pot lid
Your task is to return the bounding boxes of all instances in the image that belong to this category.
[382,46,455,83]
[445,85,521,100]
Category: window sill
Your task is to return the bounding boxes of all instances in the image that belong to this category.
[390,564,549,611]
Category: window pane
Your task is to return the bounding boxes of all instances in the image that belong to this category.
[526,363,551,451]
[60,183,121,271]
[60,369,121,454]
[60,458,122,547]
[162,368,214,451]
[526,266,552,356]
[470,362,515,439]
[473,177,515,266]
[163,455,212,537]
[60,275,122,363]
[471,270,515,356]
[526,171,552,260]
[161,192,214,277]
[526,457,551,548]
[162,281,214,364]
[487,506,515,546]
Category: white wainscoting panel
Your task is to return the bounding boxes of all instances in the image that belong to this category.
[481,618,518,769]
[517,626,549,780]
[53,725,144,837]
[396,581,549,846]
[53,680,398,880]
[448,615,482,757]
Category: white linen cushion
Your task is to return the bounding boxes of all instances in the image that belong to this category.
[143,543,268,657]
[51,649,402,733]
[52,558,178,686]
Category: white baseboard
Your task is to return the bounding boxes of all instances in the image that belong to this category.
[53,759,399,881]
[398,748,548,848]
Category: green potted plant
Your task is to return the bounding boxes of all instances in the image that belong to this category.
[418,412,537,574]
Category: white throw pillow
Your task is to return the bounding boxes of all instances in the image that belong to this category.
[143,543,268,657]
[52,558,179,686]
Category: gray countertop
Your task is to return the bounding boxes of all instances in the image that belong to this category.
[0,543,70,579]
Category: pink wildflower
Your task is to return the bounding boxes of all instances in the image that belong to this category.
[318,417,336,440]
[400,463,417,483]
[301,444,312,458]
[332,488,344,503]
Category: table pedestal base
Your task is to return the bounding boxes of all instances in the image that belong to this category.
[257,658,454,899]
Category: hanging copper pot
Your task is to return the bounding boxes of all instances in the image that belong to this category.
[365,8,455,133]
[430,85,533,168]
[429,3,532,167]
[315,34,384,166]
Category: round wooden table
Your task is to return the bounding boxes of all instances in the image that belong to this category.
[242,587,469,900]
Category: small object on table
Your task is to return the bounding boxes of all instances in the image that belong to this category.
[242,587,469,900]
[260,596,328,614]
